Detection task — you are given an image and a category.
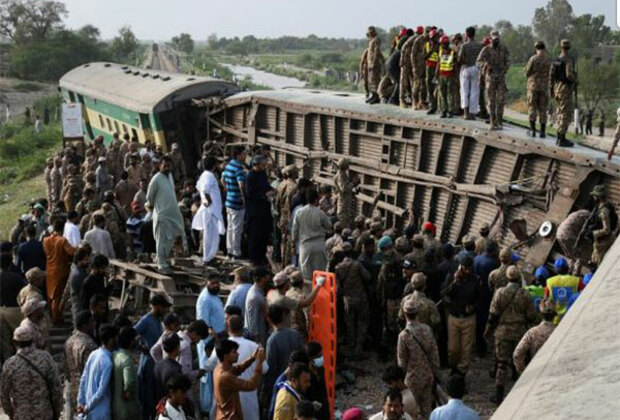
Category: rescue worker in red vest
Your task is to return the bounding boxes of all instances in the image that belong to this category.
[424,28,439,115]
[434,35,456,118]
[544,257,583,324]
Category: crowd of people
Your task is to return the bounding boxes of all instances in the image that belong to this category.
[360,25,579,147]
[1,87,617,420]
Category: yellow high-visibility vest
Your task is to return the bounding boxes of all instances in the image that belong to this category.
[438,47,455,72]
[425,42,438,65]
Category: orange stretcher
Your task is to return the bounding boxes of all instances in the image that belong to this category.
[309,270,337,419]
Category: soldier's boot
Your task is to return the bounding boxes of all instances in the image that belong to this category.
[490,386,505,405]
[368,92,380,105]
[489,114,497,130]
[497,115,504,130]
[400,100,408,109]
[463,107,471,120]
[528,120,537,137]
[540,123,546,138]
[440,110,448,118]
[426,107,436,115]
[557,132,574,148]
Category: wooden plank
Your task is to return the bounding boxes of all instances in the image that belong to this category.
[455,144,488,241]
[441,136,467,242]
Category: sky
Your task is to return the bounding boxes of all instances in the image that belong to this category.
[61,0,618,41]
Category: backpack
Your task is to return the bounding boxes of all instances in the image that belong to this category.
[552,56,574,84]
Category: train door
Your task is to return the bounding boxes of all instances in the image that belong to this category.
[76,94,94,139]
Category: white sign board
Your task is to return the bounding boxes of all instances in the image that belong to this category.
[62,103,84,138]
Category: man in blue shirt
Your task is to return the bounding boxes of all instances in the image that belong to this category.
[77,324,118,420]
[16,223,46,273]
[196,272,226,414]
[430,374,480,420]
[221,147,247,259]
[473,241,500,357]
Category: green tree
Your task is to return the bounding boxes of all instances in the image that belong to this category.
[109,25,139,63]
[569,14,613,58]
[172,32,194,54]
[0,0,67,44]
[77,24,99,42]
[532,0,573,53]
[577,59,619,112]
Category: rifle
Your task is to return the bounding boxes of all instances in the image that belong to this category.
[572,205,598,253]
[609,136,619,161]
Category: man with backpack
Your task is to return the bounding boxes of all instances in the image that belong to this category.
[550,39,577,147]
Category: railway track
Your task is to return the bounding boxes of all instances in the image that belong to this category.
[144,44,180,73]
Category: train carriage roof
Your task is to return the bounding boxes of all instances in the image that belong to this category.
[59,62,238,114]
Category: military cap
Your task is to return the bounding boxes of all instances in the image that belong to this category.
[86,200,100,212]
[377,235,393,250]
[534,41,545,50]
[354,215,365,225]
[13,325,34,342]
[499,247,512,262]
[590,185,607,198]
[21,297,47,316]
[403,298,419,315]
[411,273,427,291]
[25,267,46,284]
[506,265,521,281]
[273,271,290,286]
[539,299,557,314]
[402,258,418,270]
[337,157,350,169]
[333,221,343,232]
[462,235,475,247]
[412,234,425,246]
[339,242,353,253]
[560,39,570,48]
[54,156,62,163]
[367,26,377,36]
[479,223,490,235]
[101,202,113,212]
[342,228,352,240]
[490,30,500,39]
[370,221,383,232]
[394,236,410,252]
[46,157,53,164]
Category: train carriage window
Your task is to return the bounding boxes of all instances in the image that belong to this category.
[106,118,112,131]
[131,128,138,139]
[98,115,104,128]
[114,121,119,132]
[122,124,128,133]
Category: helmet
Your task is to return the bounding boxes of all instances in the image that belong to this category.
[534,266,550,281]
[422,221,436,235]
[416,25,424,34]
[583,272,593,287]
[399,28,407,37]
[377,235,393,250]
[440,35,449,44]
[482,36,491,46]
[429,29,437,38]
[554,257,569,271]
[506,266,521,282]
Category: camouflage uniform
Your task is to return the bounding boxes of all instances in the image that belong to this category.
[1,346,63,420]
[404,236,426,270]
[397,321,439,418]
[399,35,416,107]
[400,291,440,331]
[334,163,355,229]
[488,264,509,296]
[19,317,50,352]
[64,330,97,411]
[477,40,511,129]
[524,51,552,125]
[551,47,577,137]
[487,282,536,388]
[285,285,308,339]
[591,200,615,266]
[106,142,122,182]
[277,168,298,264]
[17,286,51,351]
[62,174,84,212]
[378,250,404,343]
[367,34,384,95]
[475,236,489,255]
[127,163,146,190]
[513,320,555,373]
[170,147,187,184]
[359,48,369,95]
[336,256,371,352]
[50,161,63,206]
[424,40,439,111]
[411,35,427,108]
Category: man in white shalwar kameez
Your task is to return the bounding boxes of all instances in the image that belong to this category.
[146,156,187,273]
[192,157,225,265]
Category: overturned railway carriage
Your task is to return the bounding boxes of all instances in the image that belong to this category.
[59,62,238,159]
[206,89,620,272]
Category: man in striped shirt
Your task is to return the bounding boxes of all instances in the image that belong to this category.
[222,147,247,259]
[458,27,483,120]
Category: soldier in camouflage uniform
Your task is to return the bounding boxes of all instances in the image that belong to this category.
[19,297,50,352]
[399,29,416,108]
[485,266,537,404]
[277,165,299,264]
[411,26,428,110]
[336,242,371,355]
[359,48,369,98]
[394,236,411,256]
[334,158,358,229]
[513,299,556,373]
[399,273,440,332]
[50,157,64,207]
[44,158,54,210]
[404,235,426,271]
[551,39,577,147]
[589,185,616,266]
[475,223,491,255]
[377,236,404,346]
[397,299,440,418]
[488,247,512,296]
[476,30,511,130]
[366,26,384,105]
[105,140,122,183]
[64,310,97,415]
[170,143,187,184]
[524,41,552,138]
[351,215,367,241]
[1,325,63,420]
[285,269,309,339]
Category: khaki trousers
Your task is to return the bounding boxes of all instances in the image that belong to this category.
[448,314,475,374]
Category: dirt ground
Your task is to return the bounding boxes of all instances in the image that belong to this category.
[0,77,56,119]
[335,351,513,420]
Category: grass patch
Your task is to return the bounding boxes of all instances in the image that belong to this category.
[0,174,46,240]
[13,81,45,92]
